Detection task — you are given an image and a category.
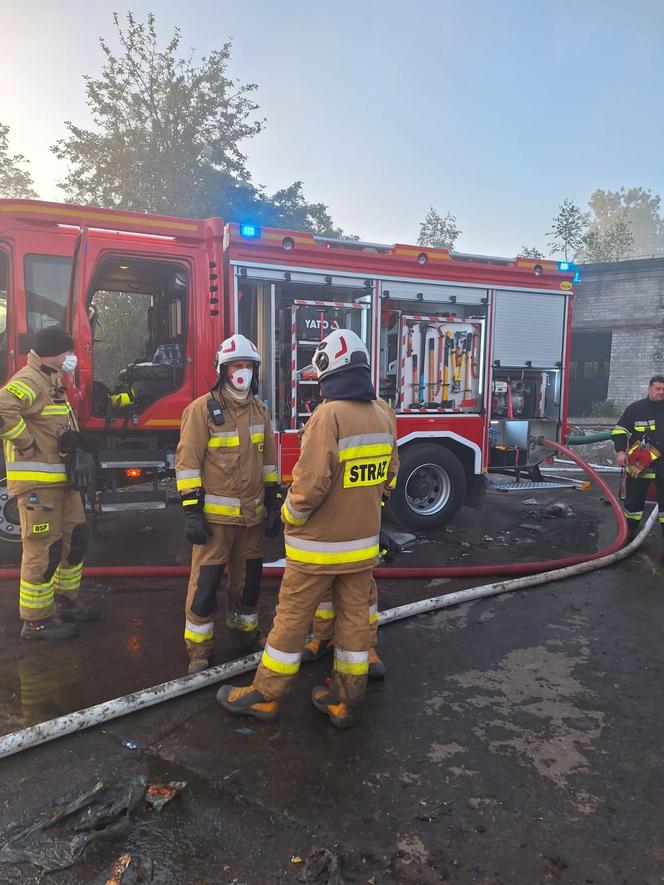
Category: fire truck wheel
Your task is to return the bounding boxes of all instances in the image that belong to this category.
[389,444,466,531]
[0,480,21,543]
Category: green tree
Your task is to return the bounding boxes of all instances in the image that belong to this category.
[52,12,350,238]
[52,12,263,216]
[0,123,37,198]
[520,245,544,259]
[585,187,663,258]
[417,207,461,250]
[547,199,587,261]
[582,216,634,263]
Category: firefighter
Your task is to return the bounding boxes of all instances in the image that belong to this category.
[175,334,279,675]
[301,396,399,680]
[218,329,398,728]
[0,326,96,640]
[612,374,664,540]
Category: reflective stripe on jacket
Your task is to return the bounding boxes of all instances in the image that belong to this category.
[0,352,77,496]
[175,390,277,526]
[283,398,398,574]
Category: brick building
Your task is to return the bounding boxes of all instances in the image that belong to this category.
[569,257,664,415]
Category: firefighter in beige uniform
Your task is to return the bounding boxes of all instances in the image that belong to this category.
[301,396,399,679]
[176,334,279,674]
[0,326,96,640]
[219,329,398,729]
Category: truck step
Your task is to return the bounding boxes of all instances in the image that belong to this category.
[99,490,168,512]
[98,449,167,469]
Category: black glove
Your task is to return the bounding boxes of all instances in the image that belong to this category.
[379,529,401,563]
[65,448,94,491]
[263,484,286,538]
[184,506,212,545]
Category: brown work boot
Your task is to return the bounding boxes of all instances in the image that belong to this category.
[301,638,333,662]
[311,685,354,729]
[216,684,279,721]
[55,597,100,623]
[21,617,78,641]
[368,647,386,680]
[188,658,209,675]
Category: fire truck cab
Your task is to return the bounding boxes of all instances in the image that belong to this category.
[0,200,576,541]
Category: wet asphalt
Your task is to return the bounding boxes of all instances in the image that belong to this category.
[0,480,663,883]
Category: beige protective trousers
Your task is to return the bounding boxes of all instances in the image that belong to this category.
[17,487,88,622]
[253,564,372,706]
[311,575,379,647]
[184,523,263,661]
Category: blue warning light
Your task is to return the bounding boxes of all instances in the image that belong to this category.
[558,261,570,271]
[240,223,261,239]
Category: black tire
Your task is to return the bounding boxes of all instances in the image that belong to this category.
[389,444,467,531]
[0,458,21,543]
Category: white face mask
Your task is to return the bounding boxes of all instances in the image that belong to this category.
[61,354,77,373]
[228,367,252,392]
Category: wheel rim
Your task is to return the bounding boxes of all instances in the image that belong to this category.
[0,486,21,542]
[404,462,451,516]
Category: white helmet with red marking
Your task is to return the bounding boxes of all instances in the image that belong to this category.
[312,328,369,380]
[214,334,261,373]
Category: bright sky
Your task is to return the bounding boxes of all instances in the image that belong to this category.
[1,0,662,256]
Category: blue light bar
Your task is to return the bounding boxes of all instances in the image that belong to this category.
[558,261,570,271]
[240,223,261,239]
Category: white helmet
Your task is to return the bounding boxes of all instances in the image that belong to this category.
[214,334,261,374]
[312,328,369,380]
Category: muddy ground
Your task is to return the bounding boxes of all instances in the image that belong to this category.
[0,475,663,884]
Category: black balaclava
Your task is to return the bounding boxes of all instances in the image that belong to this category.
[319,365,376,401]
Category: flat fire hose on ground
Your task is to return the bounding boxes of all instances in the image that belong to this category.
[0,503,657,760]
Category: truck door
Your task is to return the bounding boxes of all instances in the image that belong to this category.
[67,228,195,426]
[0,243,12,385]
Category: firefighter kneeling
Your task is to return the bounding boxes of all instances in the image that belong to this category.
[175,334,279,675]
[0,326,96,640]
[218,329,398,729]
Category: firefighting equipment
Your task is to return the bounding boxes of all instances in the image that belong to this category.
[34,326,74,357]
[613,397,664,527]
[17,486,90,623]
[183,498,213,545]
[188,659,209,675]
[301,637,333,662]
[379,529,400,563]
[58,431,94,491]
[61,354,78,373]
[217,684,279,721]
[368,648,386,680]
[56,597,99,622]
[175,390,278,528]
[20,617,78,641]
[0,354,91,627]
[0,353,79,497]
[183,522,263,663]
[228,366,252,393]
[311,685,354,729]
[626,442,661,478]
[280,401,397,573]
[311,328,369,380]
[214,334,261,373]
[263,483,285,537]
[251,564,373,706]
[229,335,396,712]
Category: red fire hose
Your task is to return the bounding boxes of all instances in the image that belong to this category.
[0,439,626,582]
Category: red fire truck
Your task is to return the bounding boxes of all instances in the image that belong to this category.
[0,199,577,541]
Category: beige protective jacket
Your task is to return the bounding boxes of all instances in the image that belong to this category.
[282,398,398,573]
[0,352,77,496]
[175,389,277,527]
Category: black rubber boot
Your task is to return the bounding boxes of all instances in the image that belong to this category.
[188,658,209,675]
[56,598,100,622]
[626,520,641,543]
[302,638,333,663]
[21,617,78,641]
